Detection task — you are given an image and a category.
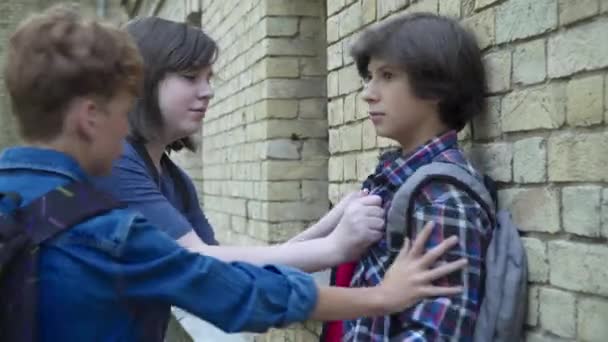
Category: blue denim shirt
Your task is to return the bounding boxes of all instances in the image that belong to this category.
[0,147,318,341]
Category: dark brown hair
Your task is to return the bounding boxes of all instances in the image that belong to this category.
[350,13,487,131]
[4,4,143,141]
[125,16,218,152]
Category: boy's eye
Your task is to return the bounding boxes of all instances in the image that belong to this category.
[382,71,394,80]
[181,74,197,81]
[361,73,372,83]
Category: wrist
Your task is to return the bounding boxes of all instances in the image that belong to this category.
[320,235,346,266]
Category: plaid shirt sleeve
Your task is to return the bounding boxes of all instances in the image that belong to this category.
[392,181,492,342]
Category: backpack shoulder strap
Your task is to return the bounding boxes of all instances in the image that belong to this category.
[12,182,124,245]
[386,162,496,253]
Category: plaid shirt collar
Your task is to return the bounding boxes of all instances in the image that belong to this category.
[363,130,459,197]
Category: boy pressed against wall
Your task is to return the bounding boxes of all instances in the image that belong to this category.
[342,13,493,341]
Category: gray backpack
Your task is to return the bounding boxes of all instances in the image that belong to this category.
[385,162,528,342]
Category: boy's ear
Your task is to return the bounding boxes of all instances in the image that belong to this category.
[72,97,101,141]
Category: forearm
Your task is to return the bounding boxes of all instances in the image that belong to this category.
[191,238,341,273]
[288,209,342,243]
[310,286,387,321]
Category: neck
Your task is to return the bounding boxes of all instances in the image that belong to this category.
[144,140,166,172]
[29,137,98,175]
[397,122,450,156]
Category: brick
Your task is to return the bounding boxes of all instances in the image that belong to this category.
[302,181,328,201]
[484,49,512,93]
[328,184,341,205]
[327,14,340,43]
[264,139,301,160]
[407,0,439,14]
[356,152,378,180]
[301,140,328,160]
[502,83,566,132]
[566,74,604,127]
[255,57,299,78]
[266,120,328,139]
[462,8,495,50]
[559,0,599,25]
[513,137,546,183]
[377,0,409,19]
[343,154,357,181]
[328,42,343,70]
[474,0,500,11]
[299,99,326,119]
[268,200,327,221]
[496,0,557,43]
[328,97,344,126]
[299,17,323,39]
[361,0,377,24]
[340,2,363,38]
[231,216,248,234]
[498,187,560,233]
[469,143,513,182]
[539,288,576,338]
[603,189,608,238]
[457,124,471,141]
[329,128,341,154]
[579,297,608,342]
[548,132,608,182]
[263,17,298,37]
[264,78,325,98]
[549,240,608,296]
[263,160,327,180]
[548,18,608,78]
[513,39,547,85]
[341,123,363,151]
[338,64,362,95]
[439,0,461,17]
[522,237,549,282]
[343,92,358,123]
[265,0,321,16]
[362,119,377,149]
[263,38,318,57]
[328,156,344,181]
[562,186,602,237]
[301,57,325,77]
[472,96,501,140]
[527,286,539,327]
[328,0,346,16]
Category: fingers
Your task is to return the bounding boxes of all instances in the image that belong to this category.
[421,285,464,297]
[421,258,467,282]
[356,194,383,206]
[408,222,435,257]
[419,235,459,268]
[360,217,385,230]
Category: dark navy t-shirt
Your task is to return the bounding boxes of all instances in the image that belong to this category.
[93,141,217,244]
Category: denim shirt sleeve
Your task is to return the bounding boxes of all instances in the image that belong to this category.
[93,150,193,240]
[115,216,318,332]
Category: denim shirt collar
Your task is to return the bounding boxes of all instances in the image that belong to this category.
[0,146,90,182]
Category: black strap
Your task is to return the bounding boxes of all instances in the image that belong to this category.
[126,137,191,212]
[11,182,124,245]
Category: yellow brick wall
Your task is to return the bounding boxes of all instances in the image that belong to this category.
[327,0,608,341]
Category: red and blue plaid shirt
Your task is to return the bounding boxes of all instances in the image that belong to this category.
[344,131,493,342]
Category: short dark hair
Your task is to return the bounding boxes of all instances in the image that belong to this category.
[5,4,143,141]
[125,17,218,152]
[350,13,487,131]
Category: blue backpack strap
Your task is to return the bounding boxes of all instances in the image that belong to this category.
[13,181,125,245]
[0,182,124,342]
[386,162,496,253]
